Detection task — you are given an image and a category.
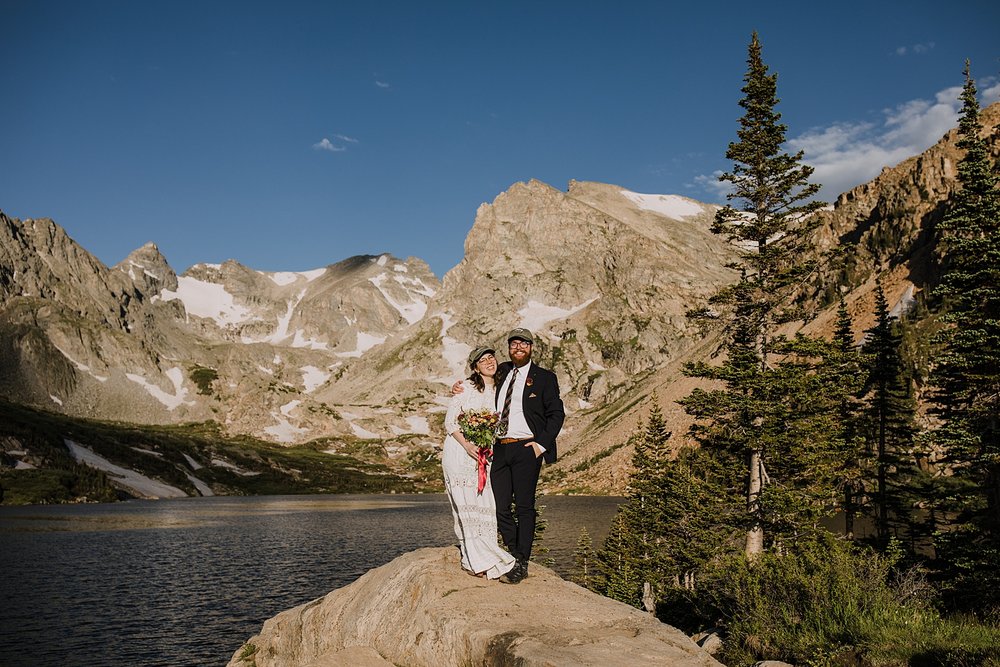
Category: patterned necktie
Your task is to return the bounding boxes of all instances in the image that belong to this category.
[499,367,518,433]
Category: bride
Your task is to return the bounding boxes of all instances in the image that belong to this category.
[442,346,516,579]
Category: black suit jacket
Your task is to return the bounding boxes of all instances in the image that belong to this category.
[495,360,565,464]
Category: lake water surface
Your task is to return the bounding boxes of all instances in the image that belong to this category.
[0,494,621,666]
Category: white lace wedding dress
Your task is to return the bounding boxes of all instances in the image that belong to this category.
[442,386,516,579]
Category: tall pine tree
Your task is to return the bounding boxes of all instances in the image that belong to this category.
[928,61,1000,611]
[684,32,825,555]
[598,401,672,606]
[829,299,867,539]
[859,280,918,550]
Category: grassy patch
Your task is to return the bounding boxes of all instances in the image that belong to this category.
[570,442,627,473]
[188,365,219,396]
[237,642,258,665]
[590,393,647,431]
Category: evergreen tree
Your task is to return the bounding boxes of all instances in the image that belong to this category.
[829,299,867,538]
[624,401,670,579]
[597,512,642,606]
[928,61,1000,610]
[532,503,554,567]
[859,280,918,550]
[684,32,825,556]
[656,446,742,587]
[598,402,672,606]
[571,526,598,590]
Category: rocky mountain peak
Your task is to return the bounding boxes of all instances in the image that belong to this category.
[0,212,137,325]
[115,241,178,293]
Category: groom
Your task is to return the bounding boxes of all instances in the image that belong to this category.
[491,328,564,584]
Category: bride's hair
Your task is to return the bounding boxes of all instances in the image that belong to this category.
[467,370,486,392]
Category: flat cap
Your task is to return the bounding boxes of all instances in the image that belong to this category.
[468,346,495,368]
[506,328,534,344]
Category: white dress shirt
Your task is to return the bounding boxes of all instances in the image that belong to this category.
[496,361,545,453]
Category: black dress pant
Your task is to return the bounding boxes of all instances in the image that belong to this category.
[491,438,543,562]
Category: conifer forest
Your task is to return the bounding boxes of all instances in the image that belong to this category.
[573,34,1000,666]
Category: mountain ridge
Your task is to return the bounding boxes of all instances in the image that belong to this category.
[3,101,998,496]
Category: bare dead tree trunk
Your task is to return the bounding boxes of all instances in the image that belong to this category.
[745,447,764,556]
[642,582,655,613]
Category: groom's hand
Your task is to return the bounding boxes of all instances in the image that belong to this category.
[451,380,465,395]
[524,441,542,458]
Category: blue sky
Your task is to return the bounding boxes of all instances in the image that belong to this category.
[2,1,999,278]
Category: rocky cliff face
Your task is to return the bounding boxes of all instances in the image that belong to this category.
[228,547,721,667]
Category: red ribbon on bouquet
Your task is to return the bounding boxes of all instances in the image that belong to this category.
[476,447,492,494]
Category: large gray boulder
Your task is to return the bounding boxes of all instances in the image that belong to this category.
[229,546,722,666]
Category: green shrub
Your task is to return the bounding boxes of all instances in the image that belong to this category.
[686,534,1000,666]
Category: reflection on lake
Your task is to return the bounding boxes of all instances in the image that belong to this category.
[0,494,621,666]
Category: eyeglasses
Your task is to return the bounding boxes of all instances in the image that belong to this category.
[476,354,496,364]
[508,340,532,349]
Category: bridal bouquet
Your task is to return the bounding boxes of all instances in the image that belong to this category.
[457,409,500,493]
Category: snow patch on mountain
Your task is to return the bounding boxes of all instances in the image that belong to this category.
[300,366,330,393]
[350,422,380,439]
[405,416,430,434]
[268,268,327,286]
[290,330,328,350]
[51,343,108,382]
[211,459,260,476]
[161,276,255,327]
[125,367,193,411]
[434,312,471,382]
[264,412,308,443]
[66,439,187,498]
[183,453,204,470]
[517,297,599,334]
[620,190,705,220]
[186,473,214,496]
[336,332,387,358]
[369,273,429,324]
[262,289,309,344]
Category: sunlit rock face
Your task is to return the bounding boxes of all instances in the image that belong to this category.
[228,546,723,667]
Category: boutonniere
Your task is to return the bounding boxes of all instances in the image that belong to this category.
[525,376,534,387]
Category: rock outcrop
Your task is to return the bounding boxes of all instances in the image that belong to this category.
[229,547,721,667]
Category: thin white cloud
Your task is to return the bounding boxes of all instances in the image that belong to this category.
[788,84,968,201]
[894,42,935,56]
[312,138,346,153]
[692,171,731,200]
[984,81,1000,105]
[334,134,359,143]
[692,80,999,204]
[375,80,390,89]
